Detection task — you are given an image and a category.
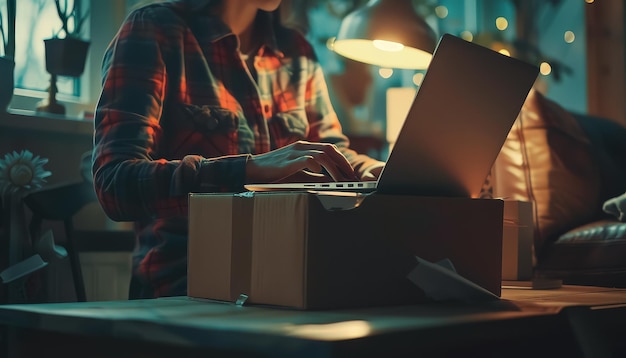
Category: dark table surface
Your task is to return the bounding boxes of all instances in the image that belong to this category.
[0,285,625,357]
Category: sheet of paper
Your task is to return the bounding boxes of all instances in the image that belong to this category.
[0,255,48,283]
[407,256,500,303]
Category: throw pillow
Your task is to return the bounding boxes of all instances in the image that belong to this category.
[492,89,603,259]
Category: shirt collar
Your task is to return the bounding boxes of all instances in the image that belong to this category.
[189,7,284,59]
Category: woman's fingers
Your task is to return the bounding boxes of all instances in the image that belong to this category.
[277,141,357,181]
[290,155,350,182]
[304,154,355,182]
[245,141,357,184]
[293,141,356,180]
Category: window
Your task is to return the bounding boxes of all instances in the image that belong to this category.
[433,0,587,114]
[295,0,587,127]
[12,0,88,98]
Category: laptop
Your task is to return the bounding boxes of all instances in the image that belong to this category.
[245,34,539,198]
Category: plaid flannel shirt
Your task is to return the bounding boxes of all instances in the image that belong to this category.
[92,1,380,297]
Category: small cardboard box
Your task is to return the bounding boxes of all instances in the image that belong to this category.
[188,192,504,309]
[501,200,534,281]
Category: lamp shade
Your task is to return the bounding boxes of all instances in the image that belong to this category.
[331,0,437,69]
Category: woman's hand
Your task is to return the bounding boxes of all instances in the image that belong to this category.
[245,141,359,183]
[603,192,626,222]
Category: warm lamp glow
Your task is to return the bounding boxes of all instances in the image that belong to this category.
[378,68,393,78]
[435,6,449,19]
[540,62,552,75]
[495,17,509,31]
[331,0,437,69]
[460,31,474,42]
[372,39,404,52]
[283,320,372,341]
[332,39,433,69]
[412,72,425,86]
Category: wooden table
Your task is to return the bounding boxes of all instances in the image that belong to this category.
[1,285,625,358]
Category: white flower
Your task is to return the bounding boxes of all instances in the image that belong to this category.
[0,150,52,198]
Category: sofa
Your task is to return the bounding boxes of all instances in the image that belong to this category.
[491,89,626,288]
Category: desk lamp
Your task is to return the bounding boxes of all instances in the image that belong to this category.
[328,0,437,155]
[329,0,437,70]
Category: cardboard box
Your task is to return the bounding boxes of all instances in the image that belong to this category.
[501,200,534,281]
[188,192,504,309]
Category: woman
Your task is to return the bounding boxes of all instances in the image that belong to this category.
[93,0,384,298]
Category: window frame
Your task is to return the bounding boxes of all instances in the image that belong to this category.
[9,0,127,118]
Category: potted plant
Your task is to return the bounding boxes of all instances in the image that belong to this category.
[38,0,89,114]
[44,0,90,77]
[0,0,16,112]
